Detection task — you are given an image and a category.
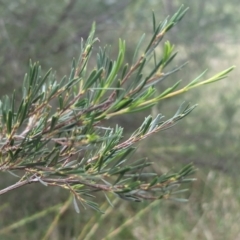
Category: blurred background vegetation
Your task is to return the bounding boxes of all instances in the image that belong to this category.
[0,0,239,239]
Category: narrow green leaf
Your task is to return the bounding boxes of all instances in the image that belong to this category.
[104,193,114,207]
[145,23,161,54]
[139,116,152,135]
[163,52,178,68]
[19,102,28,125]
[178,163,195,176]
[148,114,164,132]
[148,176,158,187]
[85,201,102,212]
[110,166,131,175]
[158,80,181,99]
[7,110,12,135]
[171,189,189,195]
[121,63,129,79]
[132,33,145,64]
[185,69,208,88]
[58,95,63,110]
[7,171,20,178]
[11,91,15,115]
[36,176,48,187]
[114,98,133,112]
[127,103,155,113]
[32,68,52,96]
[145,58,163,81]
[84,68,103,90]
[199,66,235,85]
[50,115,58,131]
[48,83,59,99]
[73,196,80,213]
[64,78,79,90]
[83,69,97,89]
[152,11,156,32]
[69,61,76,80]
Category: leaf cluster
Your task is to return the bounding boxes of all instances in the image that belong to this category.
[0,6,234,212]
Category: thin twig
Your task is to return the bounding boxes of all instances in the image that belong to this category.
[0,179,32,195]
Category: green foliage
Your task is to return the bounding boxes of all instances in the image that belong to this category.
[0,6,234,214]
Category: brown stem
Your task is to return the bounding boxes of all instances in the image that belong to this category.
[0,176,114,196]
[0,179,35,195]
[121,56,144,86]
